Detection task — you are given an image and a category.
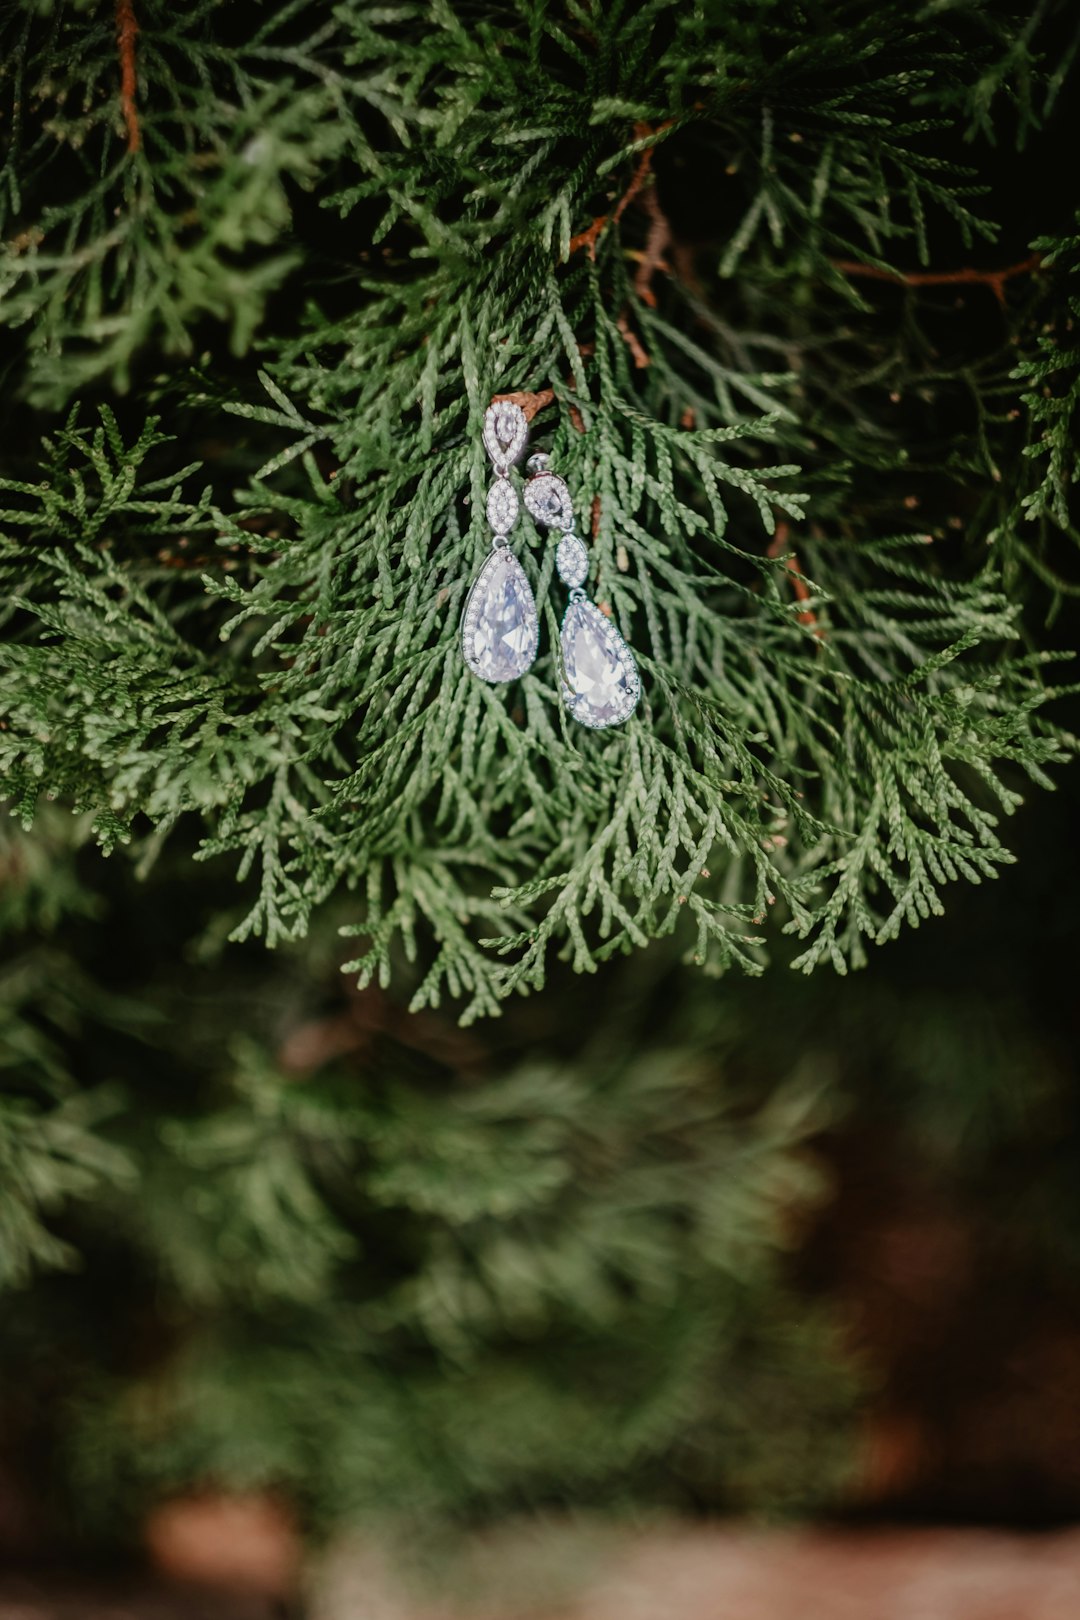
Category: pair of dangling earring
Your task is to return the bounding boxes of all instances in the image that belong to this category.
[461,400,641,730]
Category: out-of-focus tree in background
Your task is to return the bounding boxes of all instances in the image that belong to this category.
[2,0,1080,1598]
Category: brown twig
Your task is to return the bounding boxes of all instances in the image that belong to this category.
[831,252,1042,309]
[491,388,555,424]
[616,311,650,370]
[116,0,140,154]
[767,521,821,637]
[493,361,593,434]
[568,120,673,260]
[565,121,684,372]
[632,183,673,312]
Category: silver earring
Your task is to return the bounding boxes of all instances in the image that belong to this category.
[524,453,641,730]
[461,401,539,685]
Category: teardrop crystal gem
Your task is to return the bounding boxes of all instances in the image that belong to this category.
[482,402,528,470]
[559,598,641,729]
[462,548,538,684]
[524,471,574,531]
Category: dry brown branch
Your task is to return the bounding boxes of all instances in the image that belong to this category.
[767,521,821,637]
[616,311,650,369]
[831,252,1042,308]
[490,388,555,423]
[632,182,673,311]
[116,0,140,154]
[492,383,587,434]
[568,120,673,260]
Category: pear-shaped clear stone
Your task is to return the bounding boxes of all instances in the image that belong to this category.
[560,599,640,728]
[486,478,518,535]
[462,549,538,684]
[555,533,589,587]
[524,472,573,531]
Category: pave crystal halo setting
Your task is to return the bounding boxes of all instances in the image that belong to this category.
[523,469,574,531]
[558,593,641,729]
[462,546,538,683]
[462,402,539,685]
[524,452,641,730]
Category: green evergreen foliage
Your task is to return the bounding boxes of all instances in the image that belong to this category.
[2,1,1077,1016]
[3,0,1080,1556]
[1015,219,1080,532]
